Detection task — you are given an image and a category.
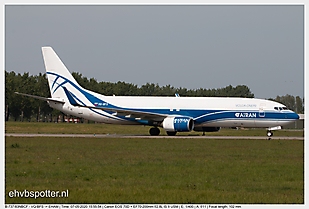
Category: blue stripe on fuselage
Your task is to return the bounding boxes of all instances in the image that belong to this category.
[47,72,298,125]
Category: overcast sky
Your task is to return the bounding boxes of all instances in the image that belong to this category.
[5,5,304,99]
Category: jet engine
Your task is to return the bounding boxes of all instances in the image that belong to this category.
[163,117,194,132]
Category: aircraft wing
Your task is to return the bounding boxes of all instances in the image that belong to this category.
[15,92,65,104]
[61,86,168,122]
[15,91,167,121]
[15,90,168,122]
[78,105,168,122]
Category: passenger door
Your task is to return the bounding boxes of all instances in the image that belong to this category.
[259,103,265,117]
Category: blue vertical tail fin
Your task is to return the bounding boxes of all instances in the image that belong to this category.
[42,46,82,99]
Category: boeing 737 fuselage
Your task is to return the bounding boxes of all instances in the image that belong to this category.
[16,47,299,137]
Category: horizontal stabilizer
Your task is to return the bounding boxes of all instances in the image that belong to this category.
[15,92,65,104]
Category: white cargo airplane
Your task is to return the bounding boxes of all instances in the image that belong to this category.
[16,47,299,137]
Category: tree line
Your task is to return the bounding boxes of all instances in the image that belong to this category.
[71,72,255,97]
[5,71,304,122]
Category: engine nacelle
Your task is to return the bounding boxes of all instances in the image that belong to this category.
[193,127,221,132]
[163,117,194,132]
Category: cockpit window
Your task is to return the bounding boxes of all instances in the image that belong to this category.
[274,106,288,110]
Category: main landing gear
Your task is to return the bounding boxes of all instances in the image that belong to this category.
[149,127,177,136]
[149,127,160,136]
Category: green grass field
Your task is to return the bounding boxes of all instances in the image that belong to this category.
[5,122,304,204]
[5,121,304,137]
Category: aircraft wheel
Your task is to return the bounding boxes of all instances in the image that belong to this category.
[166,131,177,136]
[149,127,160,136]
[267,131,273,140]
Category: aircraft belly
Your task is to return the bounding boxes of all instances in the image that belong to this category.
[200,119,257,128]
[201,118,296,128]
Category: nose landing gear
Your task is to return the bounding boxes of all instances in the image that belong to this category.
[267,130,273,140]
[267,126,281,140]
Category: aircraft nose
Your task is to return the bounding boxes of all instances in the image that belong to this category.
[289,112,299,120]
